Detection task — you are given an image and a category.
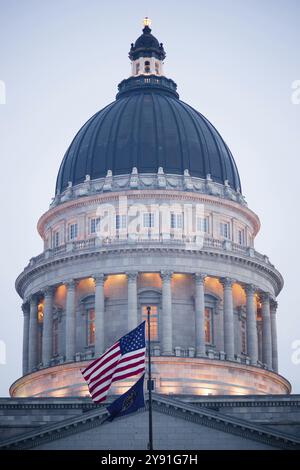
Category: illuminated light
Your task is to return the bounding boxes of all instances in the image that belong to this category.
[232,282,246,305]
[143,17,151,27]
[37,303,44,323]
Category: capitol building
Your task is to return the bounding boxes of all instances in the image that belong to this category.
[1,20,300,450]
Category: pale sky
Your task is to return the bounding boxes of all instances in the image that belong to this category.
[0,0,299,396]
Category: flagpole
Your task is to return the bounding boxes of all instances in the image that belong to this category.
[146,305,153,451]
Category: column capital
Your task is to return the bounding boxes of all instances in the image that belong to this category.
[93,273,107,285]
[270,298,278,313]
[43,286,55,298]
[243,283,257,295]
[29,294,39,306]
[64,279,77,290]
[260,291,271,303]
[220,277,234,288]
[21,302,30,316]
[160,271,173,281]
[126,271,139,282]
[194,273,206,285]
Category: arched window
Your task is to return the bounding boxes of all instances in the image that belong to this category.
[144,61,151,73]
[155,62,159,74]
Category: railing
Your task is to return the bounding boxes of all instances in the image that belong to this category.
[28,235,272,269]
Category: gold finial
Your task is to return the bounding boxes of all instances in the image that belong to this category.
[143,17,151,27]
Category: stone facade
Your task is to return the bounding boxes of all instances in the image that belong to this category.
[1,395,300,450]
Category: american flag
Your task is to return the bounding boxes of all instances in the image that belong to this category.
[81,322,146,403]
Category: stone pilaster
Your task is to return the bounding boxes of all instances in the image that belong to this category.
[161,271,173,355]
[270,299,279,372]
[42,286,54,367]
[94,274,106,356]
[127,272,138,331]
[261,292,273,369]
[22,302,30,375]
[221,277,235,361]
[245,284,258,365]
[65,280,76,362]
[28,295,38,372]
[194,273,206,357]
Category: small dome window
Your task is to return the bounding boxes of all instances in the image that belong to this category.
[144,61,151,73]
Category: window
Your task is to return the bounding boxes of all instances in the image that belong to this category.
[69,223,78,240]
[87,308,95,346]
[116,214,127,230]
[241,318,247,354]
[170,213,183,229]
[143,212,155,228]
[53,231,60,248]
[144,60,151,73]
[90,217,100,234]
[238,229,245,246]
[205,307,213,344]
[142,306,158,341]
[136,63,140,75]
[220,222,230,239]
[197,217,209,233]
[155,62,159,74]
[52,318,59,356]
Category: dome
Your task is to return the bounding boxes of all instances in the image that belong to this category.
[56,76,241,195]
[129,24,166,61]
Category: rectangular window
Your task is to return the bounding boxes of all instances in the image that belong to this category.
[197,217,209,233]
[90,217,100,234]
[116,214,127,230]
[87,308,95,346]
[53,231,60,248]
[241,318,247,354]
[69,223,78,240]
[171,213,183,229]
[205,307,213,344]
[52,318,59,356]
[238,229,245,246]
[142,306,158,341]
[220,222,230,239]
[143,212,155,228]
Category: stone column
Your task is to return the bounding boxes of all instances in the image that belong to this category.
[261,292,273,369]
[94,274,105,356]
[42,286,54,367]
[127,272,138,331]
[245,284,258,365]
[194,273,206,357]
[22,302,30,375]
[221,278,235,361]
[270,299,279,372]
[28,295,38,372]
[65,280,76,362]
[161,271,173,355]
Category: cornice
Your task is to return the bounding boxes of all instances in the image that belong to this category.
[15,244,284,299]
[0,394,299,450]
[37,189,260,238]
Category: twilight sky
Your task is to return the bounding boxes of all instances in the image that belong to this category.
[0,0,299,396]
